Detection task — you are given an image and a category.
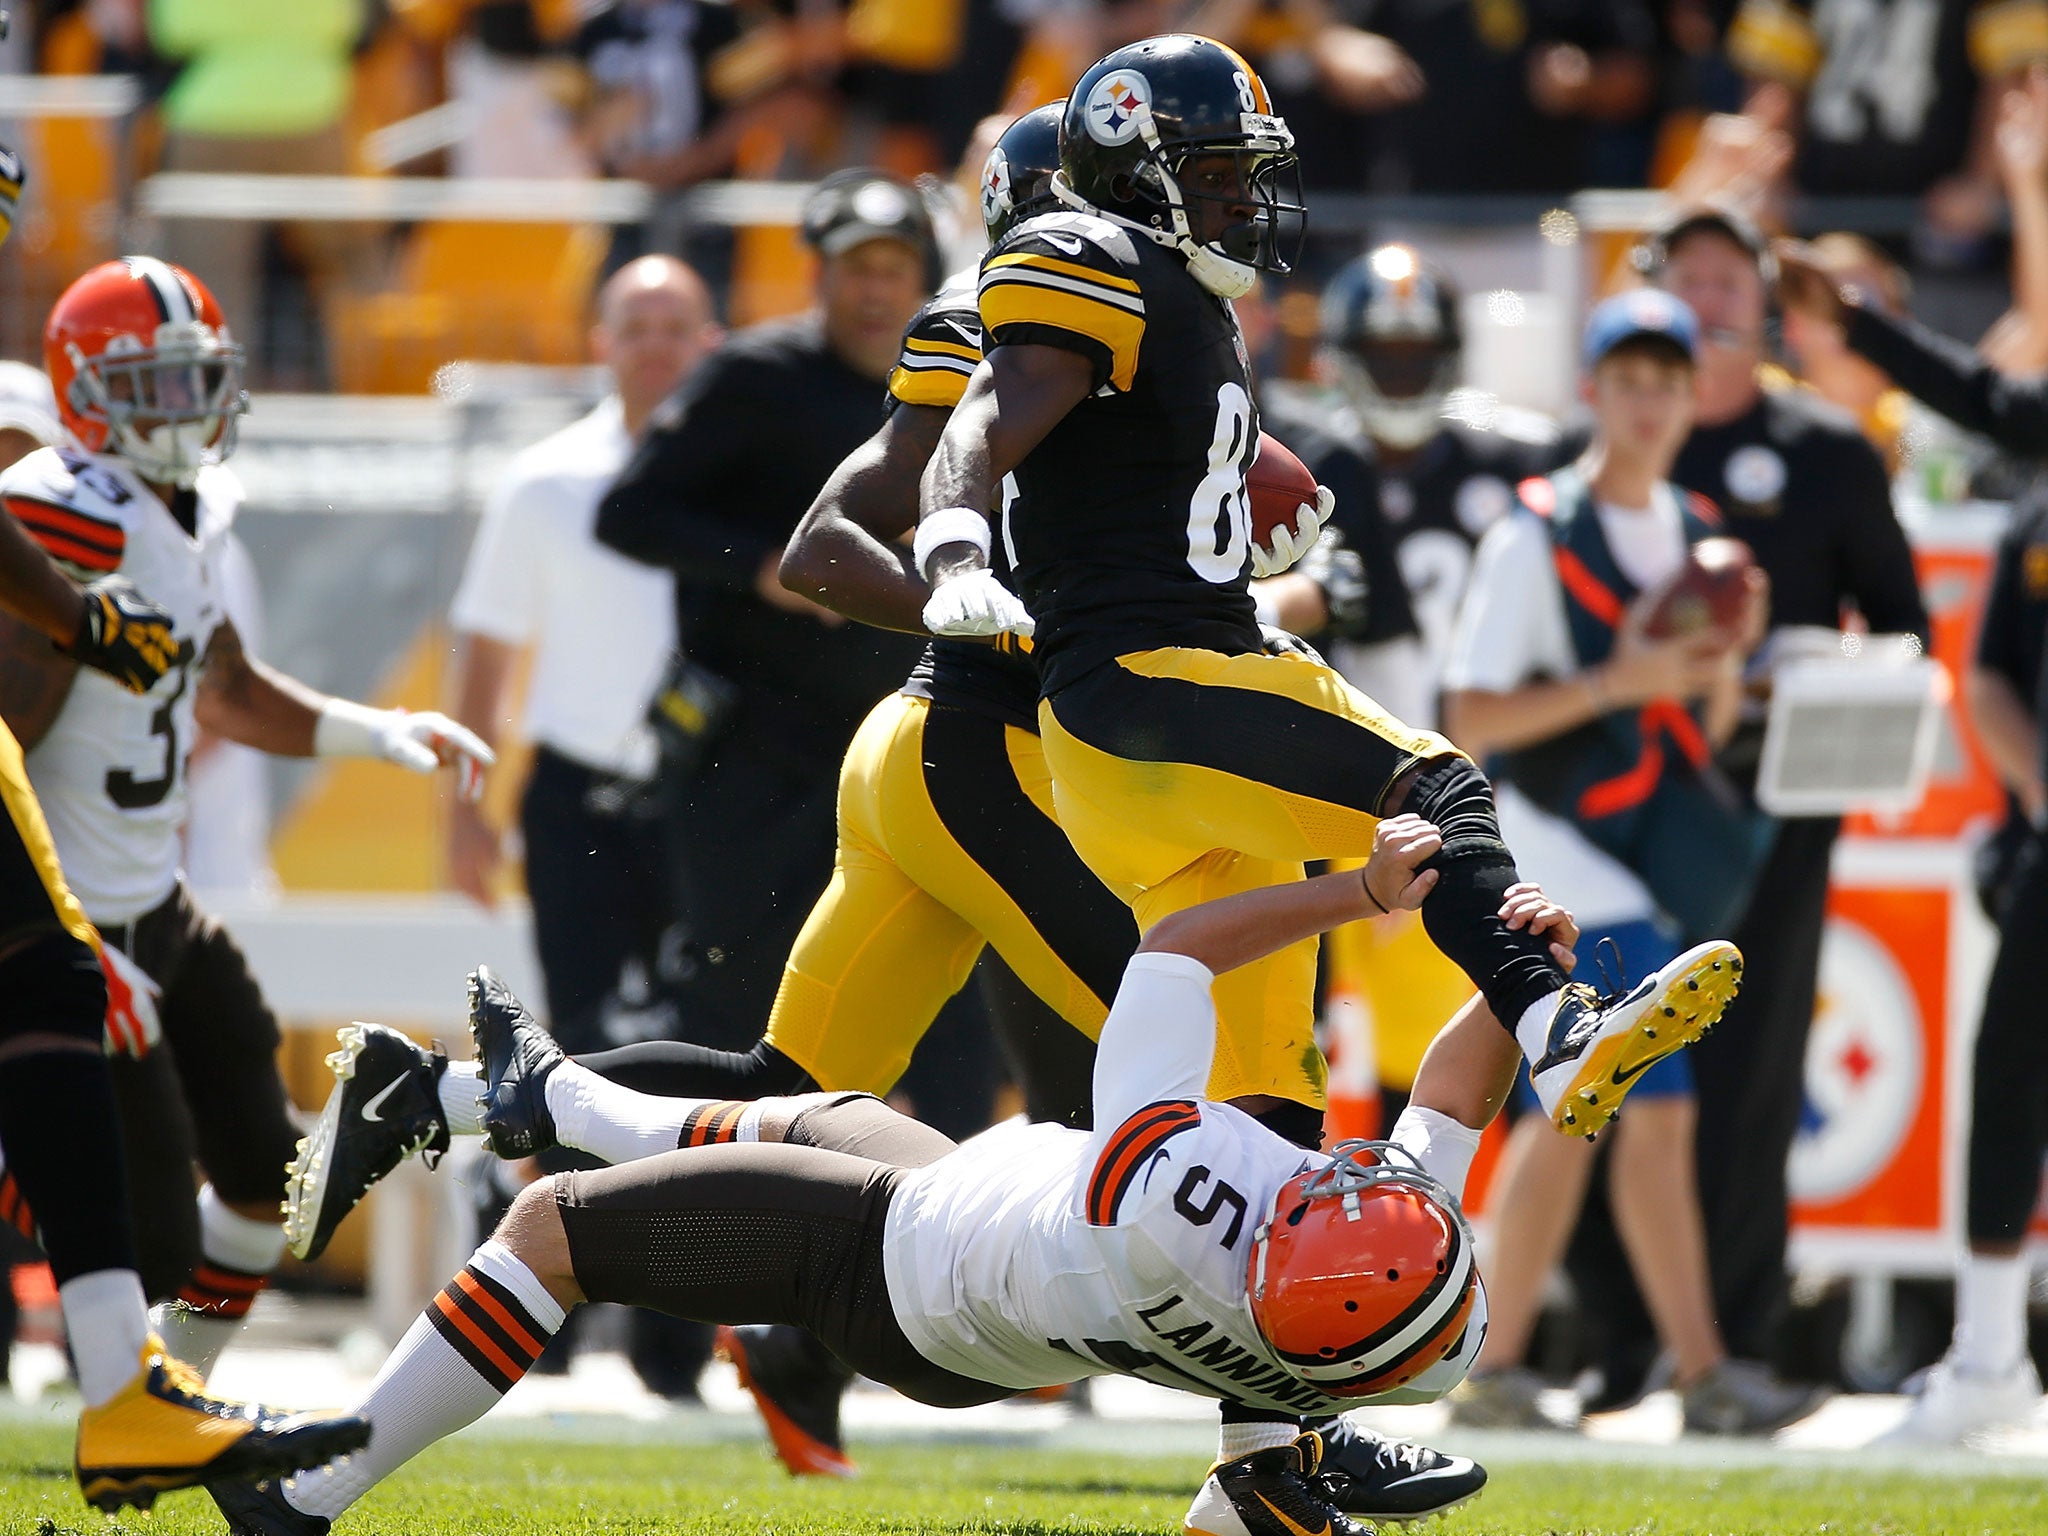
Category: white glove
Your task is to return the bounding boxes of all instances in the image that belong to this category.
[1249,483,1336,579]
[100,942,162,1058]
[922,568,1035,638]
[315,702,495,802]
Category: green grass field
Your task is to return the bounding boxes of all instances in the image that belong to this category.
[5,1428,2047,1536]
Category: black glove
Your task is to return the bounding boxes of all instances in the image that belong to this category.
[1259,623,1328,667]
[65,575,185,692]
[1295,528,1371,640]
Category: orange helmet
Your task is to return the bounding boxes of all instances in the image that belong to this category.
[1247,1140,1477,1398]
[45,256,245,488]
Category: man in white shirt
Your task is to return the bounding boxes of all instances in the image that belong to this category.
[1438,290,1816,1436]
[444,256,721,1050]
[214,814,1578,1536]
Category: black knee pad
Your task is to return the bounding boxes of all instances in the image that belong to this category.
[1398,755,1568,1027]
[1399,754,1510,861]
[0,931,104,1047]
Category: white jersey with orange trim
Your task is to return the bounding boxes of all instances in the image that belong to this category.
[880,952,1484,1414]
[3,445,239,923]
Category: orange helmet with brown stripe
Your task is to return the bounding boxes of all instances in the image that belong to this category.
[1056,34,1305,299]
[1248,1140,1478,1398]
[45,256,247,488]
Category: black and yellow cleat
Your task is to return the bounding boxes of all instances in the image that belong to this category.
[1183,1432,1371,1536]
[1530,939,1742,1138]
[74,1337,370,1514]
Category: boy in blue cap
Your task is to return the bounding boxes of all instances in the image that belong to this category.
[1437,290,1821,1435]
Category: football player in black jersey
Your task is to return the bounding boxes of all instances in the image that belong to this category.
[775,104,1483,1524]
[1302,243,1567,727]
[920,35,1744,1162]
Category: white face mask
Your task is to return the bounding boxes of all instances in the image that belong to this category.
[1328,350,1454,450]
[68,325,246,486]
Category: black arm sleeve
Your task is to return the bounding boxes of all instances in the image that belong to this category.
[1831,432,1930,644]
[595,353,782,588]
[1845,304,2048,456]
[1976,529,2033,692]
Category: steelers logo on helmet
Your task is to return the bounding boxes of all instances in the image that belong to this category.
[1084,69,1153,146]
[981,148,1014,233]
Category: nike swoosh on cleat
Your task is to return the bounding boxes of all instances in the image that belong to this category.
[1610,1054,1658,1088]
[360,1076,408,1123]
[1254,1493,1330,1536]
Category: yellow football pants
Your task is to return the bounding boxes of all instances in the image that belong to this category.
[0,716,95,953]
[1039,647,1461,1109]
[764,692,1136,1094]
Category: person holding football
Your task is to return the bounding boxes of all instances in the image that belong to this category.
[917,36,1742,1187]
[1439,290,1818,1436]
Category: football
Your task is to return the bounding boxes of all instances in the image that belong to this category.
[1247,431,1320,548]
[1642,536,1757,638]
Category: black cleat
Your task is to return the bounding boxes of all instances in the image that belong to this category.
[1315,1416,1487,1521]
[717,1323,857,1477]
[468,966,563,1160]
[285,1023,452,1261]
[210,1474,332,1534]
[1184,1432,1371,1536]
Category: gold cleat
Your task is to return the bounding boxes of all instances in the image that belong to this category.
[74,1335,369,1513]
[1530,941,1743,1139]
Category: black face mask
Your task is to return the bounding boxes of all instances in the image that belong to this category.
[1167,146,1307,274]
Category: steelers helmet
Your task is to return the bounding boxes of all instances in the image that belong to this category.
[1320,244,1462,450]
[1057,34,1305,299]
[1248,1140,1478,1398]
[981,102,1065,244]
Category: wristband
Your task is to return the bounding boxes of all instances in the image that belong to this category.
[313,697,396,758]
[913,507,992,581]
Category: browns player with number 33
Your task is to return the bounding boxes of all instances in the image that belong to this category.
[920,35,1743,1161]
[0,257,493,1386]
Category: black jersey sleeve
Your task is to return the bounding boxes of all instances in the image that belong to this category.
[595,346,784,588]
[978,216,1148,394]
[1845,304,2048,457]
[1826,429,1930,644]
[887,294,983,412]
[1976,509,2044,693]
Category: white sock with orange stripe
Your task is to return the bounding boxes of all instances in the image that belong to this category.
[149,1183,282,1377]
[282,1239,566,1520]
[542,1060,703,1165]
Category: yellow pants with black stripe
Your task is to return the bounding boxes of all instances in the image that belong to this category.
[0,716,95,954]
[1038,647,1461,1109]
[763,692,1137,1095]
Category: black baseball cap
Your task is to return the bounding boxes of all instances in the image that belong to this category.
[801,168,937,264]
[1642,204,1777,284]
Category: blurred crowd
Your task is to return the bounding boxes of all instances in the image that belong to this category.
[11,0,2048,382]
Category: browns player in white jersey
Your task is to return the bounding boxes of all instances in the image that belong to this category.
[209,814,1576,1536]
[0,257,491,1380]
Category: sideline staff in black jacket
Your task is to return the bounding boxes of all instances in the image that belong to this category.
[597,171,935,1046]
